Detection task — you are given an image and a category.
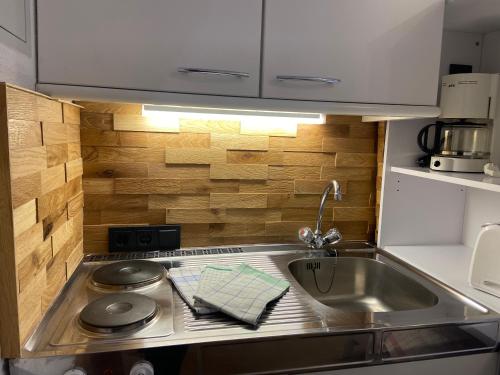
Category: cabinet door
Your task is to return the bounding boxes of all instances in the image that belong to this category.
[262,0,444,105]
[38,0,262,97]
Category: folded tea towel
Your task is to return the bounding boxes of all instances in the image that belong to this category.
[168,265,232,314]
[193,263,290,326]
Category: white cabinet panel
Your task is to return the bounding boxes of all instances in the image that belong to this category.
[0,0,26,41]
[38,0,262,97]
[262,0,444,105]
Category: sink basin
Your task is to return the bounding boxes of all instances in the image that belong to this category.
[288,257,438,312]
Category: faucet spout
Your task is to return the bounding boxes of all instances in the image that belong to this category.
[315,180,342,234]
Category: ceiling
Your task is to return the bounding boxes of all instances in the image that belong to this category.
[444,0,500,34]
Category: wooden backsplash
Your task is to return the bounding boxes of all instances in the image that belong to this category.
[80,102,378,252]
[0,84,83,357]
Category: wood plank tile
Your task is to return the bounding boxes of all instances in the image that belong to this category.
[294,180,347,194]
[77,101,142,115]
[165,148,225,164]
[83,162,148,178]
[85,194,148,210]
[282,208,332,221]
[42,205,67,241]
[269,136,323,152]
[65,176,83,200]
[13,199,37,237]
[18,240,51,293]
[38,184,67,221]
[179,179,239,194]
[114,178,180,194]
[8,120,43,149]
[14,222,44,266]
[179,118,240,134]
[65,158,83,182]
[51,220,72,256]
[41,165,66,195]
[66,123,81,144]
[149,195,210,209]
[325,115,363,125]
[9,146,47,179]
[100,210,165,224]
[114,114,179,133]
[41,122,67,145]
[320,167,375,181]
[148,133,210,148]
[211,133,269,151]
[62,103,80,124]
[7,86,62,122]
[148,164,210,179]
[46,144,68,167]
[167,208,281,224]
[83,225,110,243]
[226,150,281,165]
[210,164,268,180]
[210,193,267,209]
[11,172,41,209]
[67,192,84,218]
[239,180,294,193]
[322,137,375,153]
[208,223,266,237]
[268,166,320,180]
[268,193,332,209]
[18,268,45,343]
[297,123,349,138]
[240,121,297,137]
[67,143,81,161]
[335,153,377,167]
[333,207,376,223]
[80,112,113,130]
[66,240,83,278]
[82,146,165,163]
[82,178,114,194]
[224,209,281,223]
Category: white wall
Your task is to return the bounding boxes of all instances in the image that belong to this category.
[481,31,500,73]
[463,188,500,248]
[440,31,483,77]
[0,0,36,89]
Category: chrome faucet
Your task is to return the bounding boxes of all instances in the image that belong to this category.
[298,180,343,249]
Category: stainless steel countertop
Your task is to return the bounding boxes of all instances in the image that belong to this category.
[23,243,500,358]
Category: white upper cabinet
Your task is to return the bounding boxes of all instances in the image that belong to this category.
[37,0,262,97]
[261,0,445,106]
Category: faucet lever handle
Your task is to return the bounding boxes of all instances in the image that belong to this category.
[298,227,314,246]
[322,228,342,245]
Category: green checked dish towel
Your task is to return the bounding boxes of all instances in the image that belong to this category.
[193,263,290,326]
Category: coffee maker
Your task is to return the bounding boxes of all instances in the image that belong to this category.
[417,121,491,172]
[417,73,498,173]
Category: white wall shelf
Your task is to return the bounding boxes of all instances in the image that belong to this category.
[391,166,500,193]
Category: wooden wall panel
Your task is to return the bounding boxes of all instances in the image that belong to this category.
[0,84,83,357]
[79,101,379,252]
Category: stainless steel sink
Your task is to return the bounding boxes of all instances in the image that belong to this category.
[289,257,438,312]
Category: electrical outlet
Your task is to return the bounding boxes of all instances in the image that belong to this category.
[109,225,181,252]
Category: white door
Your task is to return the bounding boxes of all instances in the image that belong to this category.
[37,0,262,97]
[262,0,445,105]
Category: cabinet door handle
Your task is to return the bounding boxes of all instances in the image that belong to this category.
[276,75,341,85]
[178,67,249,78]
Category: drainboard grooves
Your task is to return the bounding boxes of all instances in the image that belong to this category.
[177,254,322,332]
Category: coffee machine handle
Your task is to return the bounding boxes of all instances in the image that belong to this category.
[417,123,437,154]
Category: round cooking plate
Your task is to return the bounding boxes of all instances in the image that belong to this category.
[92,260,164,289]
[79,293,158,333]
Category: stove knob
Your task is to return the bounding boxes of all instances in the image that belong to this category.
[63,368,87,375]
[130,360,154,375]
